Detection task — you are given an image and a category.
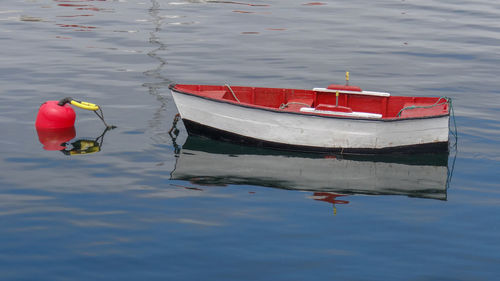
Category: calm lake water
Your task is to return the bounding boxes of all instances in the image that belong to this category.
[1,0,500,280]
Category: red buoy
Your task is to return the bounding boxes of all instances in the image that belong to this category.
[35,100,76,129]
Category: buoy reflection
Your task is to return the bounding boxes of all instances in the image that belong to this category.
[36,126,76,151]
[36,126,113,156]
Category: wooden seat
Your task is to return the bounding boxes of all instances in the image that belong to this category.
[200,90,227,100]
[300,107,382,118]
[193,90,226,99]
[315,104,352,113]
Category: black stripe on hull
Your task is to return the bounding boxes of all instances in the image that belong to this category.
[182,119,449,155]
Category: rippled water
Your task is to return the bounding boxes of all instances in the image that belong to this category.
[1,0,499,280]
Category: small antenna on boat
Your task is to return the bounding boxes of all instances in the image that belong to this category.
[345,71,349,86]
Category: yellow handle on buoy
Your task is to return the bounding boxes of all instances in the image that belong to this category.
[70,100,100,111]
[345,71,350,85]
[57,96,114,129]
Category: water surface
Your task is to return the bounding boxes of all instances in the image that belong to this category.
[1,0,499,280]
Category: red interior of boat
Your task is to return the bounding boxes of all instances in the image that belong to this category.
[174,84,449,119]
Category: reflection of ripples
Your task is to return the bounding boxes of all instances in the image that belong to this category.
[52,0,114,31]
[143,0,177,146]
[56,23,96,30]
[144,0,170,87]
[178,0,269,6]
[302,2,327,6]
[56,0,112,12]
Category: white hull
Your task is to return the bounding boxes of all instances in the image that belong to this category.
[171,90,449,151]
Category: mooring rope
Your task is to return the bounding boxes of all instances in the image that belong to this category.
[446,97,458,191]
[279,102,311,109]
[225,83,240,103]
[94,107,115,129]
[449,98,458,143]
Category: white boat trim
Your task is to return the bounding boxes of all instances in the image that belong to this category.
[300,107,383,119]
[313,87,391,97]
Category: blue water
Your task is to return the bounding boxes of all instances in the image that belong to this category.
[1,0,499,280]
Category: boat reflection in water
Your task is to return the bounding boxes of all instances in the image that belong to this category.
[171,136,452,210]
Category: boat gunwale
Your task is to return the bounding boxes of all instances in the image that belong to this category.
[169,84,451,122]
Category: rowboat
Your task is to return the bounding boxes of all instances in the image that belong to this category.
[171,136,450,200]
[169,81,452,154]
